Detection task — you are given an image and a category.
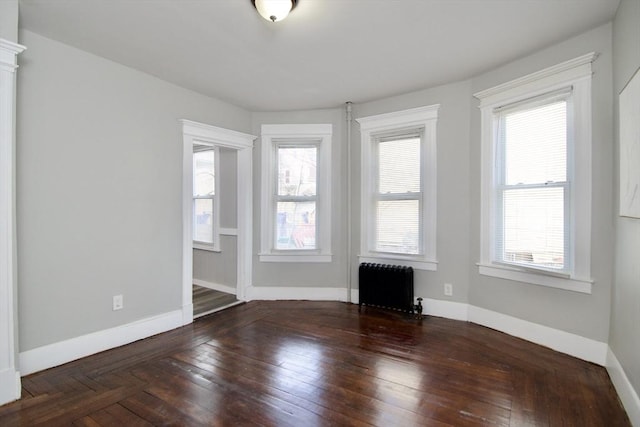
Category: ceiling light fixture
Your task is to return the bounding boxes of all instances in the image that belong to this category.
[252,0,297,23]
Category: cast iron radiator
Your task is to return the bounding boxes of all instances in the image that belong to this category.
[359,263,415,313]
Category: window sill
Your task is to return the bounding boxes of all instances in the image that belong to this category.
[259,253,333,263]
[477,263,592,294]
[358,255,437,271]
[193,243,221,253]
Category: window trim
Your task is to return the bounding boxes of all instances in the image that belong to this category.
[192,145,220,252]
[474,52,596,293]
[357,105,439,271]
[259,124,332,263]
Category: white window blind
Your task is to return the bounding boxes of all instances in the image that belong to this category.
[374,135,422,255]
[495,96,569,272]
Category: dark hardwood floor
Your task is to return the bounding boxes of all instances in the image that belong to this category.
[0,301,630,426]
[192,285,239,318]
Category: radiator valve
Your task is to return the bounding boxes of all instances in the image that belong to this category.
[414,297,423,316]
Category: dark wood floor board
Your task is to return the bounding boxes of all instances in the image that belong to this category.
[194,343,433,426]
[28,385,145,426]
[213,321,512,418]
[192,286,239,318]
[130,363,275,426]
[171,347,379,427]
[0,301,631,426]
[178,342,431,425]
[202,331,512,426]
[119,391,213,427]
[149,356,341,427]
[508,369,550,426]
[82,404,153,427]
[72,416,102,427]
[208,315,516,414]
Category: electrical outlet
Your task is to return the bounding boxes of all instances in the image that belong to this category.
[444,283,453,297]
[113,294,123,311]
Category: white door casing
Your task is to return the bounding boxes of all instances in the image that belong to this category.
[180,120,255,323]
[0,38,26,406]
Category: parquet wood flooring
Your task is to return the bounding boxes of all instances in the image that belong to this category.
[0,301,630,426]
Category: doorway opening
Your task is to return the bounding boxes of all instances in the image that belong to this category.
[180,120,255,323]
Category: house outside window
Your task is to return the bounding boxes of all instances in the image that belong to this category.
[275,144,318,250]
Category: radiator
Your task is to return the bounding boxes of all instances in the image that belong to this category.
[359,263,415,313]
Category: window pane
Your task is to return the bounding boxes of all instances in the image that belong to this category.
[277,147,317,196]
[376,199,419,254]
[503,101,566,185]
[193,199,213,243]
[194,150,215,197]
[276,201,316,250]
[378,137,420,194]
[501,187,564,269]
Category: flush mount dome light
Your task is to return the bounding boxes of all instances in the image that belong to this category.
[252,0,297,22]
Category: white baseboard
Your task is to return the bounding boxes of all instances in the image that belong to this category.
[423,297,469,321]
[247,285,349,302]
[607,347,640,426]
[0,368,21,406]
[350,288,359,304]
[182,303,193,325]
[19,308,186,376]
[193,278,236,296]
[468,305,607,365]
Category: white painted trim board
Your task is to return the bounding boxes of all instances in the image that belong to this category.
[193,278,236,296]
[0,368,20,406]
[19,308,189,376]
[247,285,349,302]
[607,347,640,426]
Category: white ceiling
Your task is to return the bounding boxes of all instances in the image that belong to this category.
[18,0,620,112]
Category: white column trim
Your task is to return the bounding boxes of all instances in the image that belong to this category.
[0,38,25,406]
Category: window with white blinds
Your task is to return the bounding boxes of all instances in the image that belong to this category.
[357,105,439,271]
[475,52,595,293]
[374,134,422,255]
[495,95,569,273]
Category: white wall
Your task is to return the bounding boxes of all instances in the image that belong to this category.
[16,30,251,352]
[610,0,640,406]
[468,23,614,343]
[0,0,18,43]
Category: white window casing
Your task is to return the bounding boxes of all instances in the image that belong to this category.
[357,105,439,271]
[260,124,332,263]
[474,52,596,293]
